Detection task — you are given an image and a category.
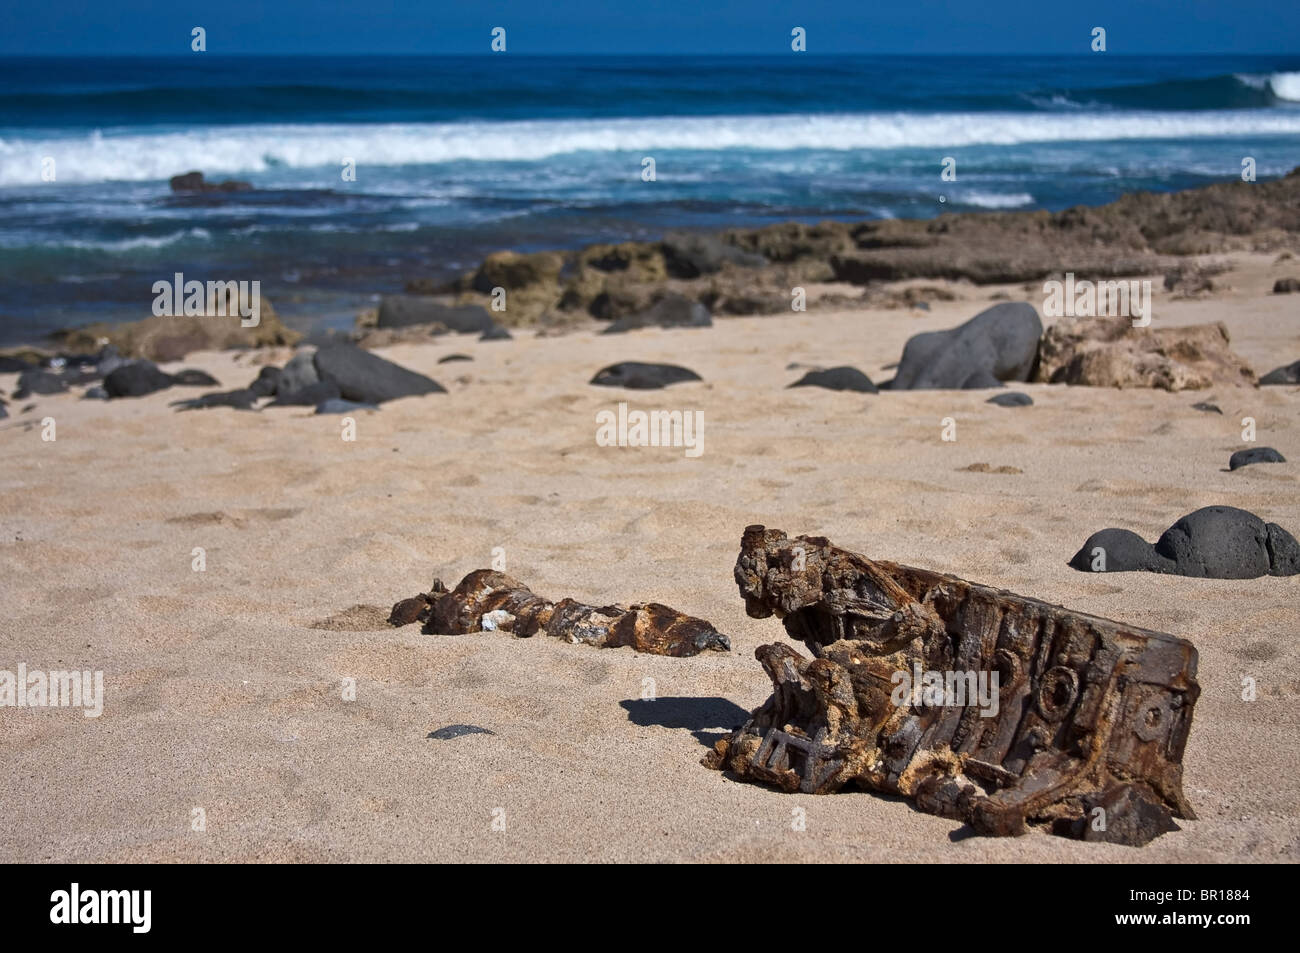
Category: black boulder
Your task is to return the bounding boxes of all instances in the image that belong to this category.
[788,366,878,393]
[590,362,702,390]
[313,343,446,404]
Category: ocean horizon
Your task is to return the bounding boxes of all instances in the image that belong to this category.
[2,52,1299,345]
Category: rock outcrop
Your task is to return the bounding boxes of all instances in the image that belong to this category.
[601,293,711,333]
[1035,317,1255,390]
[375,295,497,333]
[387,170,1300,333]
[168,171,252,193]
[53,297,299,362]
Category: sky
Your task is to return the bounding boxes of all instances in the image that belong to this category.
[2,0,1298,55]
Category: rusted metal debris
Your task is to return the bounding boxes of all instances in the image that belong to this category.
[704,526,1199,845]
[390,569,730,657]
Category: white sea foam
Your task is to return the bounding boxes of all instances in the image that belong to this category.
[4,109,1300,187]
[35,228,212,253]
[955,190,1035,209]
[1269,72,1300,102]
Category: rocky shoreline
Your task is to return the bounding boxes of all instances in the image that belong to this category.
[3,168,1298,367]
[4,170,1300,424]
[383,166,1300,333]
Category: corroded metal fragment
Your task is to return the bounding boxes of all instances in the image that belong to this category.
[705,525,1199,845]
[387,580,446,626]
[391,569,730,657]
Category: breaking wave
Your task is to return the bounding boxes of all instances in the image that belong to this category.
[5,109,1300,186]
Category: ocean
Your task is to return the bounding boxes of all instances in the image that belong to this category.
[1,54,1298,345]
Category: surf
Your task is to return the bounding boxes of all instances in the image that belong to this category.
[6,110,1300,187]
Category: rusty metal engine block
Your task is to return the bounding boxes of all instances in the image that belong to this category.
[704,526,1199,846]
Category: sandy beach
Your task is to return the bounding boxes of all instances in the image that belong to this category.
[2,249,1297,863]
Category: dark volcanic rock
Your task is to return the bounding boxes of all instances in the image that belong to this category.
[1229,447,1286,470]
[427,724,495,740]
[14,369,68,399]
[266,380,341,407]
[601,293,711,334]
[987,391,1034,407]
[962,371,1005,389]
[376,295,495,333]
[93,345,129,378]
[437,354,473,364]
[1156,507,1292,578]
[169,171,252,193]
[788,366,878,393]
[1273,277,1300,293]
[0,355,38,373]
[313,343,445,404]
[61,369,102,387]
[278,350,319,394]
[1260,359,1300,385]
[587,288,647,320]
[104,361,176,398]
[1191,401,1222,414]
[1070,505,1300,578]
[590,362,703,390]
[249,365,282,398]
[1267,523,1300,576]
[1069,528,1175,573]
[891,302,1042,390]
[171,389,259,411]
[479,323,512,341]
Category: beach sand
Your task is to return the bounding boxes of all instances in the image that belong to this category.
[1,252,1297,863]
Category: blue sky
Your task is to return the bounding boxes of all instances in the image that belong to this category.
[3,0,1297,55]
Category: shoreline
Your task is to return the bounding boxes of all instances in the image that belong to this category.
[6,168,1299,359]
